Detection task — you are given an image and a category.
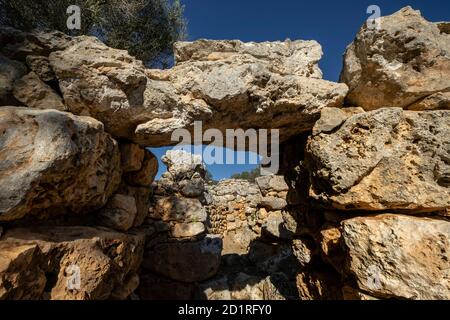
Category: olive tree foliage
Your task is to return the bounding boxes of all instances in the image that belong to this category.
[0,0,186,67]
[231,166,261,183]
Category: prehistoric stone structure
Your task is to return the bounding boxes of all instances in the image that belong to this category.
[0,7,449,300]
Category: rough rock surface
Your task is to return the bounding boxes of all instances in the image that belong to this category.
[306,108,450,213]
[341,7,450,110]
[162,149,205,180]
[47,36,347,146]
[0,55,26,105]
[342,214,450,300]
[97,194,137,231]
[0,107,121,221]
[296,270,342,300]
[13,72,65,110]
[151,195,207,223]
[0,226,145,300]
[312,107,348,135]
[116,183,152,228]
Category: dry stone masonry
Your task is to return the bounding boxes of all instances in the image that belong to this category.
[0,6,449,300]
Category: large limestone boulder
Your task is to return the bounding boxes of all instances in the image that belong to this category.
[139,41,348,145]
[117,183,152,228]
[306,108,450,213]
[255,175,289,196]
[124,149,158,187]
[25,55,56,82]
[0,107,121,221]
[342,214,450,300]
[48,37,148,140]
[174,39,324,78]
[150,195,207,223]
[341,7,450,110]
[48,36,347,146]
[0,226,145,300]
[97,194,137,232]
[296,270,342,300]
[161,149,205,181]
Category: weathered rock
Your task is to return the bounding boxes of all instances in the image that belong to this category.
[318,225,344,273]
[222,226,258,255]
[306,108,450,213]
[255,175,289,196]
[296,270,342,300]
[0,243,46,299]
[25,55,56,82]
[137,66,348,146]
[199,273,262,300]
[171,222,205,238]
[151,195,207,223]
[342,214,450,300]
[260,197,287,210]
[48,36,347,146]
[262,211,295,240]
[342,286,378,300]
[124,149,158,187]
[0,55,26,105]
[174,39,324,77]
[13,72,66,110]
[48,37,148,140]
[117,183,151,227]
[120,143,145,172]
[97,194,137,232]
[162,150,205,179]
[292,238,314,266]
[143,235,222,282]
[0,226,145,300]
[0,27,75,60]
[0,107,121,222]
[341,7,450,110]
[312,107,347,135]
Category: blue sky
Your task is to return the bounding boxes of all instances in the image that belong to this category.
[151,0,449,180]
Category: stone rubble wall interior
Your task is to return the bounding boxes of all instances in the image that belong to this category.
[0,6,449,300]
